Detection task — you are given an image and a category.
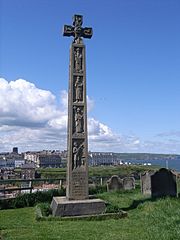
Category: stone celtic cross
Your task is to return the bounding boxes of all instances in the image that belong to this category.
[63,15,93,200]
[63,15,93,44]
[51,15,105,217]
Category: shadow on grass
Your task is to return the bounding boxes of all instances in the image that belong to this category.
[122,195,179,211]
[121,197,154,211]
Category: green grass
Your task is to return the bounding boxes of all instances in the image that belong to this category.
[39,165,158,179]
[1,189,180,240]
[89,165,158,177]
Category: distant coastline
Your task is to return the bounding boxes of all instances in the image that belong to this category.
[113,153,180,172]
[113,152,180,161]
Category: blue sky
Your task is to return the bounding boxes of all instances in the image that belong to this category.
[0,0,180,153]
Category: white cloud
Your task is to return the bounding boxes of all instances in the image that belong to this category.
[0,78,180,154]
[0,78,60,127]
[0,78,120,152]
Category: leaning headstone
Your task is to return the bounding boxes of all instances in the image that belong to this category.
[51,15,105,217]
[123,177,135,190]
[107,175,123,192]
[140,171,154,195]
[151,168,177,198]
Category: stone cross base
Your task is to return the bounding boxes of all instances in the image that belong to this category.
[51,197,106,217]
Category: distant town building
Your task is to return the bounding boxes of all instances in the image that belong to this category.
[15,160,25,168]
[24,150,61,168]
[12,147,18,154]
[0,148,24,168]
[21,163,36,180]
[5,158,15,168]
[88,152,122,166]
[0,168,20,180]
[60,150,68,158]
[0,159,6,168]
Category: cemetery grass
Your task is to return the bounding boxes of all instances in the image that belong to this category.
[39,165,158,178]
[1,189,180,240]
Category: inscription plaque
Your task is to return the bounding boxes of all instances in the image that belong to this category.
[72,171,87,199]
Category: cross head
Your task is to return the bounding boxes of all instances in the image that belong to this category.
[63,15,93,44]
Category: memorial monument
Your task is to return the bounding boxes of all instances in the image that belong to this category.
[51,14,105,217]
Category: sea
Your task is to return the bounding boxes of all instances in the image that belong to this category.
[128,159,180,172]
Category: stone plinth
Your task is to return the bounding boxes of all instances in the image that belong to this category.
[51,197,106,217]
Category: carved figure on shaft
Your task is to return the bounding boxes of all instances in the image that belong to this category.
[74,48,82,73]
[73,141,84,168]
[75,76,83,102]
[73,15,83,44]
[74,108,84,133]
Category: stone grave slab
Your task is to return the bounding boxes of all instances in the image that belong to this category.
[151,168,177,198]
[123,177,135,190]
[107,175,123,192]
[140,171,154,195]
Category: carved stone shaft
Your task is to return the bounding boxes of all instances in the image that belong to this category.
[66,42,88,200]
[51,15,106,218]
[63,14,92,201]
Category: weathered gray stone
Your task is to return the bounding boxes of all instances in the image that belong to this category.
[66,42,89,200]
[141,168,178,198]
[65,15,91,201]
[151,168,177,198]
[107,175,123,192]
[140,171,154,195]
[123,177,135,190]
[51,197,105,217]
[51,15,105,217]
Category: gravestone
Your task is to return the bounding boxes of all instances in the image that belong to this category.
[140,171,154,195]
[123,177,135,190]
[51,15,105,216]
[151,168,177,198]
[107,175,123,192]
